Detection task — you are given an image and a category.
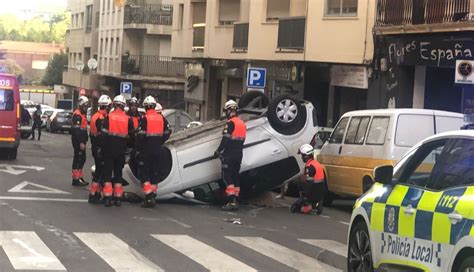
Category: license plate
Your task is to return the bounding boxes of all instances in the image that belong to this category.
[62,125,71,128]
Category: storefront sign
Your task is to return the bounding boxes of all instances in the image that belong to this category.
[330,65,368,89]
[385,33,474,68]
[455,60,474,84]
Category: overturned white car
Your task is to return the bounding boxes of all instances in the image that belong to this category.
[121,93,319,203]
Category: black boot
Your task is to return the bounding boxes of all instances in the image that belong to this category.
[114,197,122,207]
[141,193,156,208]
[88,193,101,204]
[72,178,89,187]
[104,197,113,207]
[221,197,239,211]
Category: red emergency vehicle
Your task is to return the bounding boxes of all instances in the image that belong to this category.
[0,73,20,159]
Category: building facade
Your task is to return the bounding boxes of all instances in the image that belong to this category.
[171,0,375,124]
[371,0,474,114]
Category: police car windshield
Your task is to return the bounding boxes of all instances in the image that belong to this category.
[0,89,14,111]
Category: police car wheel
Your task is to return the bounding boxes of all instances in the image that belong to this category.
[348,221,373,272]
[459,256,474,272]
[267,94,306,135]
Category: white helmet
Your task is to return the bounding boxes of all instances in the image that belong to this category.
[113,95,126,107]
[143,95,157,107]
[78,96,89,107]
[298,144,314,156]
[129,97,139,106]
[98,95,112,106]
[224,100,238,111]
[155,102,163,113]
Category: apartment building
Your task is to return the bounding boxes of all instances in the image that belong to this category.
[372,0,474,114]
[63,0,101,103]
[172,0,375,124]
[97,0,185,108]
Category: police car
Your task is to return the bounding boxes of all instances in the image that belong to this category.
[348,130,474,272]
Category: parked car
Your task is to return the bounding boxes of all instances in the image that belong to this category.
[348,130,474,272]
[117,92,318,203]
[318,109,465,205]
[48,111,73,133]
[42,109,64,128]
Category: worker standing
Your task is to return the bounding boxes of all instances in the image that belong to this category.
[101,95,134,207]
[214,100,246,211]
[31,104,42,141]
[71,96,90,187]
[88,95,112,203]
[137,96,171,208]
[127,97,141,130]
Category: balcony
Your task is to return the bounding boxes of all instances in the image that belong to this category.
[376,0,472,30]
[277,17,305,51]
[124,4,173,35]
[232,22,249,50]
[121,55,185,78]
[192,24,206,51]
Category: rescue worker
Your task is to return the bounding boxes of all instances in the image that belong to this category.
[101,95,134,207]
[71,96,90,186]
[88,95,112,203]
[137,96,171,208]
[127,97,141,130]
[214,100,246,211]
[290,144,325,215]
[31,104,42,140]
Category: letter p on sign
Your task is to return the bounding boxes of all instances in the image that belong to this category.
[247,68,266,88]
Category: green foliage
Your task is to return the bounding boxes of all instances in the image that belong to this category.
[41,52,68,86]
[0,12,69,43]
[0,59,24,76]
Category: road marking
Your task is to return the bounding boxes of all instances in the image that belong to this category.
[0,164,45,175]
[8,181,70,194]
[153,235,256,272]
[320,215,331,219]
[165,217,192,228]
[75,233,162,272]
[339,221,350,226]
[299,239,347,257]
[0,196,86,202]
[0,231,66,270]
[226,237,341,272]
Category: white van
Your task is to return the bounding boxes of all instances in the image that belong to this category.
[318,109,464,203]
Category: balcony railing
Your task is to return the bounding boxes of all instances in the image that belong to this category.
[121,55,185,78]
[277,17,305,50]
[376,0,471,26]
[233,22,249,50]
[193,24,205,51]
[124,4,173,25]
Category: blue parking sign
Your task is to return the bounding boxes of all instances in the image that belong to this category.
[247,68,266,88]
[120,82,133,94]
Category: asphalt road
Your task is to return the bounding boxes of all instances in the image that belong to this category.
[0,131,353,272]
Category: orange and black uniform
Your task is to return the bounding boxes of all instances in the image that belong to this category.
[297,159,325,206]
[137,109,170,194]
[71,109,88,181]
[216,116,246,197]
[101,108,135,199]
[89,109,107,191]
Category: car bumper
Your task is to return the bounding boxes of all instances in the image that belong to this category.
[0,136,20,148]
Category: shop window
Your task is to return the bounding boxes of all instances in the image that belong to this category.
[329,117,349,144]
[267,0,290,21]
[325,0,358,17]
[344,116,370,145]
[366,117,389,145]
[219,0,240,25]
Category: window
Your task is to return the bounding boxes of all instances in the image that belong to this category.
[178,4,184,29]
[325,0,358,17]
[80,13,84,28]
[219,0,240,25]
[266,0,290,20]
[396,114,434,147]
[95,11,100,28]
[345,116,370,145]
[86,5,93,30]
[0,90,14,111]
[435,116,464,134]
[110,38,114,56]
[105,38,109,56]
[115,38,120,56]
[329,117,349,144]
[367,117,390,145]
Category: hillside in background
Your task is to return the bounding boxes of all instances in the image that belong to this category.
[0,13,69,43]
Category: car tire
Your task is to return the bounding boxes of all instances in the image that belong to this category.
[20,132,31,139]
[238,91,270,109]
[267,94,307,135]
[458,255,474,272]
[348,220,373,272]
[8,148,17,160]
[323,182,335,207]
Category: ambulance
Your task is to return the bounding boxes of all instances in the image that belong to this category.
[0,73,20,159]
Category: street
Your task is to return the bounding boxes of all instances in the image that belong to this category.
[0,132,352,272]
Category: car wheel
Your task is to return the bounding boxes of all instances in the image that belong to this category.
[267,94,307,135]
[323,183,335,207]
[348,221,373,272]
[7,148,17,160]
[20,132,31,139]
[459,255,474,272]
[238,91,270,109]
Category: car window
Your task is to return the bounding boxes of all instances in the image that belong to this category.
[180,114,192,127]
[394,139,448,188]
[44,111,54,117]
[167,113,176,126]
[345,116,370,145]
[396,114,434,147]
[329,117,349,144]
[366,117,390,145]
[0,89,14,111]
[435,116,464,133]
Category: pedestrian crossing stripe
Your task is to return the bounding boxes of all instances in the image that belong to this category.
[0,231,347,271]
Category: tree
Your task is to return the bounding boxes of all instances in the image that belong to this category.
[41,52,68,86]
[0,59,24,76]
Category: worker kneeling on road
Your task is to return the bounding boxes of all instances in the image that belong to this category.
[291,144,325,215]
[101,95,135,207]
[71,96,90,187]
[137,96,171,208]
[214,100,246,212]
[88,95,112,204]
